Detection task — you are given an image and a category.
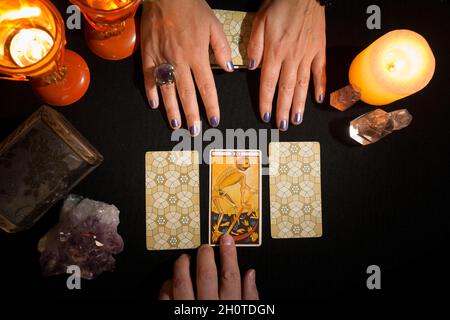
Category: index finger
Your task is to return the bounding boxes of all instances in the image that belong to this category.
[219,234,241,300]
[197,245,219,300]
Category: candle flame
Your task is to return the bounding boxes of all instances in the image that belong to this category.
[9,28,54,67]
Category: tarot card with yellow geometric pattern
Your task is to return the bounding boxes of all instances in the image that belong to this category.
[146,151,200,250]
[269,142,322,239]
[209,149,262,247]
[210,10,256,69]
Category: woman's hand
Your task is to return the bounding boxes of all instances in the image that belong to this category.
[159,234,259,300]
[141,0,234,135]
[248,0,327,130]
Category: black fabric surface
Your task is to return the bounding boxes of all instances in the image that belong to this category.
[0,0,449,301]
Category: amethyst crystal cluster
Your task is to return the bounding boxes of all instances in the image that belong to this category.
[38,195,124,279]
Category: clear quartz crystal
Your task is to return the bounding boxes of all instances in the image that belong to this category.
[349,109,413,145]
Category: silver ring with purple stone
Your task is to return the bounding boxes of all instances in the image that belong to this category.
[154,63,175,86]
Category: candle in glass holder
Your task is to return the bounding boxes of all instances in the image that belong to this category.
[86,0,130,10]
[0,0,90,106]
[331,30,435,111]
[70,0,141,60]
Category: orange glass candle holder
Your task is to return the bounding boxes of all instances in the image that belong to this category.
[70,0,141,60]
[331,30,435,111]
[0,0,90,107]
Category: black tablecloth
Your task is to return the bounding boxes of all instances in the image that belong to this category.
[0,0,449,301]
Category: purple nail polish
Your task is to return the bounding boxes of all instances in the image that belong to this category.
[210,116,219,127]
[189,125,199,136]
[318,94,324,103]
[294,112,302,124]
[263,112,271,123]
[226,61,235,72]
[149,99,157,109]
[280,119,288,131]
[170,119,179,128]
[248,59,257,70]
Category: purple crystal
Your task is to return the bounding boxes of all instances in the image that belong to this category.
[154,63,175,86]
[38,195,124,280]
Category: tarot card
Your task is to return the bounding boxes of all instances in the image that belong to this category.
[210,10,256,69]
[269,142,323,238]
[209,149,262,246]
[145,151,201,250]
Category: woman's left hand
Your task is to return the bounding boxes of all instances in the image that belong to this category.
[248,0,327,130]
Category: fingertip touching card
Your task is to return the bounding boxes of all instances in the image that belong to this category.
[209,150,262,246]
[269,142,323,239]
[146,151,201,250]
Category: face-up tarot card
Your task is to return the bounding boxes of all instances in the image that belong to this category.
[209,150,262,246]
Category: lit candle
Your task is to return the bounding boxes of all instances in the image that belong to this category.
[0,0,90,107]
[9,28,54,67]
[86,0,130,10]
[70,0,141,60]
[331,30,435,111]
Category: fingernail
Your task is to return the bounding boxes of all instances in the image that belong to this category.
[189,124,199,136]
[249,269,256,281]
[170,119,179,129]
[279,119,288,131]
[210,116,219,128]
[226,61,235,72]
[318,93,324,103]
[221,234,234,246]
[263,112,271,123]
[294,112,302,125]
[248,59,257,70]
[149,99,158,109]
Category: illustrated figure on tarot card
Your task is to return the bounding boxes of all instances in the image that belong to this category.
[210,151,261,246]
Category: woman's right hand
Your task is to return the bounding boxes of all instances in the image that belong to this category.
[141,0,234,135]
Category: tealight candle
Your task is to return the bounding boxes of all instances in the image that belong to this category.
[0,0,90,106]
[9,28,54,67]
[331,30,435,111]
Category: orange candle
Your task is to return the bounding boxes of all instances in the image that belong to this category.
[350,29,435,105]
[331,30,435,111]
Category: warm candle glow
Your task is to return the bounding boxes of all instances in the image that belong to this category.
[0,0,90,106]
[86,0,131,10]
[349,30,435,106]
[0,2,58,70]
[0,6,42,21]
[9,27,54,67]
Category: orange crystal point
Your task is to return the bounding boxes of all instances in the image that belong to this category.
[330,84,361,111]
[32,50,90,107]
[84,16,139,60]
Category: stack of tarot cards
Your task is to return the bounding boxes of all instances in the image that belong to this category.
[145,142,322,250]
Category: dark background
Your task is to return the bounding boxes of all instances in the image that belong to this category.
[0,0,449,302]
